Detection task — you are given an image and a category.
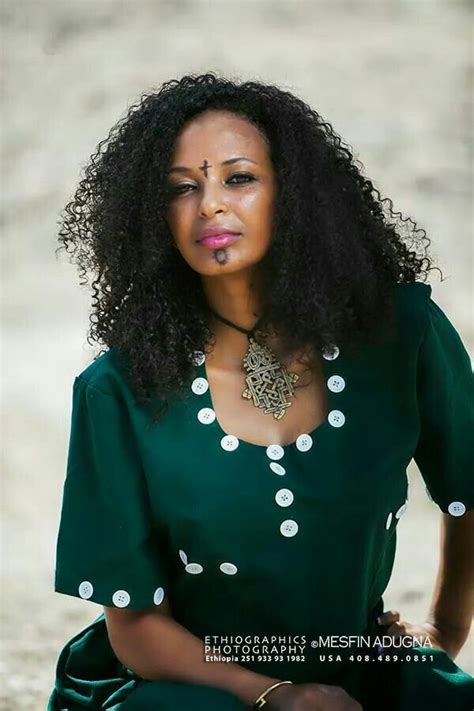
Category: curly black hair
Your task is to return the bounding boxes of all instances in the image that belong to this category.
[56,71,442,420]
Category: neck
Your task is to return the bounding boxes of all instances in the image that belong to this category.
[200,268,265,368]
[201,268,264,330]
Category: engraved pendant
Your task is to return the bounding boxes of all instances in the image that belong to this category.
[241,336,299,420]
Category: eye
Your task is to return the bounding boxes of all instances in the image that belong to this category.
[167,183,194,196]
[227,172,256,185]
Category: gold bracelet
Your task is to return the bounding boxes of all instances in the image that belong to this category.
[253,680,294,709]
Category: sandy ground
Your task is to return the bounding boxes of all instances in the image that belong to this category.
[1,1,473,708]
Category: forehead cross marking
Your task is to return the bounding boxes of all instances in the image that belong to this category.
[199,159,212,177]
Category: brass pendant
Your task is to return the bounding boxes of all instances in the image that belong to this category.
[241,336,299,420]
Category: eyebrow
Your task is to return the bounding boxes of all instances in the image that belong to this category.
[166,156,258,175]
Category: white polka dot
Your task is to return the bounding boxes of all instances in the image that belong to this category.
[269,462,286,476]
[78,581,93,599]
[280,519,299,537]
[327,375,345,393]
[191,350,206,365]
[179,549,188,565]
[112,590,131,607]
[328,410,345,428]
[296,433,313,452]
[395,502,408,519]
[385,512,393,530]
[185,563,203,574]
[191,377,208,395]
[275,488,294,507]
[153,587,165,605]
[221,435,239,451]
[220,562,238,575]
[266,444,284,460]
[322,345,340,360]
[448,501,466,517]
[197,407,216,425]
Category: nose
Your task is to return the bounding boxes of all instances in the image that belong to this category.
[198,180,227,217]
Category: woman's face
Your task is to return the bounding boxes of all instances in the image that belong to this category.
[165,109,277,277]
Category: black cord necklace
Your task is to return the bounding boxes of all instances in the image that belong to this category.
[207,306,299,420]
[208,307,259,337]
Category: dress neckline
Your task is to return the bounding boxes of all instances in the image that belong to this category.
[189,346,345,452]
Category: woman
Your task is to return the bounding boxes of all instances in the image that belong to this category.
[48,73,473,711]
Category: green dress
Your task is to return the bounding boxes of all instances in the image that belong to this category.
[48,283,474,711]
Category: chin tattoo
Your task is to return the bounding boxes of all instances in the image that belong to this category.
[213,248,229,265]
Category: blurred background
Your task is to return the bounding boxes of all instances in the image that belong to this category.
[2,0,473,708]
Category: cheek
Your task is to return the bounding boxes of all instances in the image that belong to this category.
[166,203,187,228]
[237,191,274,230]
[166,203,194,249]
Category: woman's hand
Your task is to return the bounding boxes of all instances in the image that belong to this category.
[263,682,362,710]
[376,609,466,659]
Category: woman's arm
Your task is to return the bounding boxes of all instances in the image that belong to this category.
[425,508,474,658]
[104,602,281,708]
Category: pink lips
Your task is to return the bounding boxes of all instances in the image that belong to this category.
[197,232,241,248]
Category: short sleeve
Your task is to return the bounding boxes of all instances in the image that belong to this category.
[413,290,474,516]
[54,375,169,610]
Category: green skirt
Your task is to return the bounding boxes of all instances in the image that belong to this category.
[48,612,474,711]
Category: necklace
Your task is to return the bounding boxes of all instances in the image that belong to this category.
[207,307,299,420]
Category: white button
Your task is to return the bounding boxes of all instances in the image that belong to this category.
[448,501,466,517]
[270,462,286,476]
[280,519,299,537]
[327,375,345,393]
[328,410,345,427]
[221,435,239,451]
[197,407,216,424]
[191,377,208,395]
[185,563,203,574]
[153,587,165,605]
[395,502,408,519]
[275,488,294,507]
[322,345,340,360]
[179,549,188,565]
[385,512,393,530]
[220,562,238,575]
[266,444,284,460]
[296,433,313,452]
[112,590,130,607]
[78,581,93,599]
[191,350,205,365]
